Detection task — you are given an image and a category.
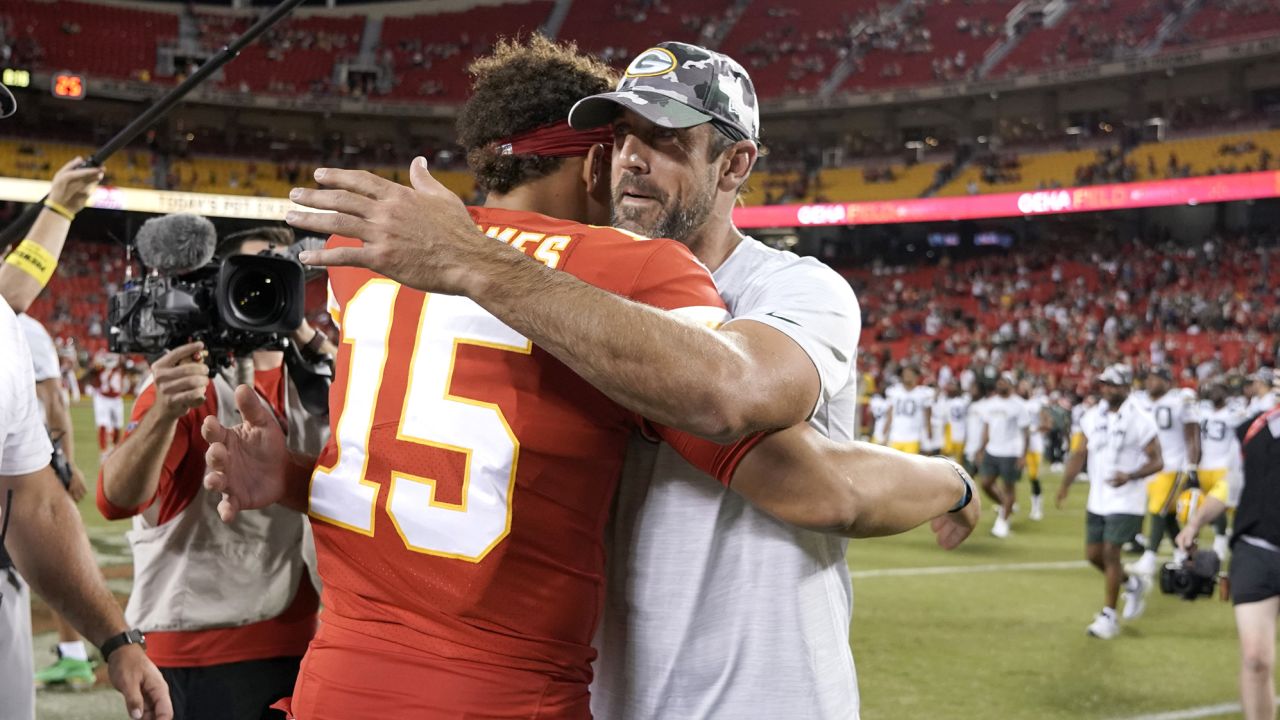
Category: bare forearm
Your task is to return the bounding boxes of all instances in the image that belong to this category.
[731,427,964,537]
[834,446,964,537]
[38,380,76,466]
[1185,427,1202,466]
[1128,457,1163,482]
[101,411,177,510]
[468,249,779,441]
[1185,495,1227,534]
[1061,449,1086,487]
[5,468,127,646]
[0,209,71,313]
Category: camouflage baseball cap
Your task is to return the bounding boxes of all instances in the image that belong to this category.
[568,41,760,144]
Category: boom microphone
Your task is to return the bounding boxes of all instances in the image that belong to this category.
[134,214,218,276]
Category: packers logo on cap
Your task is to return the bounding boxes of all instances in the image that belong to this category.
[625,47,677,78]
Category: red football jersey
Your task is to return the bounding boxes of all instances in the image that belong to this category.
[296,207,756,719]
[95,365,126,399]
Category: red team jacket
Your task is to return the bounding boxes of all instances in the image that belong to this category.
[288,207,762,719]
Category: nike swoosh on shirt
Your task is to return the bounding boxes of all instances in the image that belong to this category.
[764,311,801,326]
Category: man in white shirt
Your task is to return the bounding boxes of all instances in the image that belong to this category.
[0,300,172,720]
[976,372,1030,538]
[1018,378,1050,521]
[16,312,95,688]
[884,366,935,455]
[1132,366,1201,577]
[963,380,992,477]
[1056,365,1163,639]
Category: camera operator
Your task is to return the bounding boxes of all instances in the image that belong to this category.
[97,226,331,720]
[1177,403,1280,720]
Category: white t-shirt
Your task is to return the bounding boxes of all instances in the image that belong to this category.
[981,393,1030,458]
[1200,404,1247,471]
[869,395,889,443]
[944,394,971,445]
[886,384,935,444]
[17,314,59,383]
[1148,388,1200,472]
[592,237,861,720]
[1080,397,1158,516]
[1,302,54,476]
[963,397,989,461]
[1023,394,1046,454]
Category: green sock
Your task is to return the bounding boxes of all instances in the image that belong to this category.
[1212,514,1228,536]
[1147,513,1166,552]
[1031,479,1042,497]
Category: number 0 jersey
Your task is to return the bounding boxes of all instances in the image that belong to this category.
[302,207,755,717]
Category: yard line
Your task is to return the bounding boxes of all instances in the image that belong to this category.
[850,560,1088,579]
[1113,697,1279,720]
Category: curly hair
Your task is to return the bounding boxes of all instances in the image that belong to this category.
[457,35,617,195]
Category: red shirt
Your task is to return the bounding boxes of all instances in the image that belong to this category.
[295,208,761,719]
[97,364,319,668]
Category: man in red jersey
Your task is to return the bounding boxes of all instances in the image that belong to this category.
[204,38,979,720]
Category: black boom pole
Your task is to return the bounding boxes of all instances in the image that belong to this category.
[0,0,308,245]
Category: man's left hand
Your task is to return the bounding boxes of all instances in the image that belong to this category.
[106,645,173,720]
[931,492,980,550]
[286,158,510,297]
[1108,471,1130,487]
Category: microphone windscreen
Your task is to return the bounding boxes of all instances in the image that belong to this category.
[134,214,217,276]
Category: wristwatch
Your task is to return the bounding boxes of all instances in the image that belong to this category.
[99,629,146,662]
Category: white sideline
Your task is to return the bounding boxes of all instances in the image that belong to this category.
[850,560,1088,579]
[1114,697,1279,720]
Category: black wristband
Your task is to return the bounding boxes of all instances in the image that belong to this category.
[99,629,146,662]
[937,457,974,513]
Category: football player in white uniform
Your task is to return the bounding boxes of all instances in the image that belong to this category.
[1193,380,1248,560]
[1131,367,1201,577]
[941,380,970,463]
[883,366,935,455]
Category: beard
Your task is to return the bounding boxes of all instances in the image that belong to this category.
[610,172,716,241]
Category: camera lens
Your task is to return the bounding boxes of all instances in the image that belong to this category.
[228,268,283,325]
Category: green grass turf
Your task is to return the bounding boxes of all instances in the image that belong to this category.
[46,400,1262,719]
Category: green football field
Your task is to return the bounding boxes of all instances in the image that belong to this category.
[33,401,1263,719]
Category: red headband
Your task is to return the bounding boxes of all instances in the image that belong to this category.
[492,120,613,158]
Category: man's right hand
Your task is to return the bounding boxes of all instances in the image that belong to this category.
[201,384,288,523]
[48,156,105,214]
[151,342,209,421]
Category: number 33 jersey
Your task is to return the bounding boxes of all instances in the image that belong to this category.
[303,207,749,713]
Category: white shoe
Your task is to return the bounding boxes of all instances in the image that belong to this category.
[1087,610,1120,639]
[1122,575,1149,620]
[1030,496,1044,521]
[1213,535,1230,562]
[991,517,1010,538]
[1130,551,1158,577]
